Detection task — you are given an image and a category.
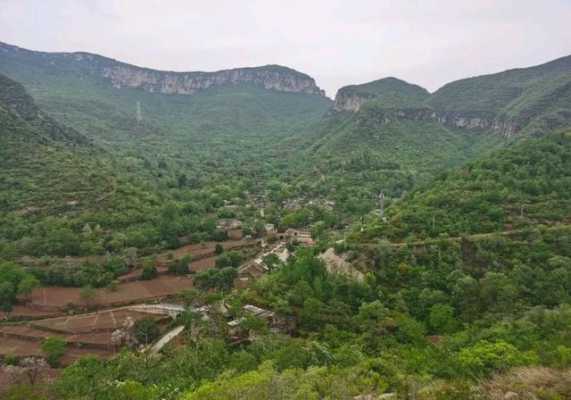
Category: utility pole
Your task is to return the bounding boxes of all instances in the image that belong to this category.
[136,101,142,123]
[378,191,385,218]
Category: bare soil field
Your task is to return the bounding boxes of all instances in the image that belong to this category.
[0,336,111,365]
[0,307,167,363]
[31,308,163,334]
[28,274,194,311]
[1,305,59,320]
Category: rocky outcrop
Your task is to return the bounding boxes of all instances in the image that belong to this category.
[334,92,369,112]
[356,106,520,137]
[100,63,325,96]
[334,77,430,112]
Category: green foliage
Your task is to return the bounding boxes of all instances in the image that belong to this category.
[215,251,242,269]
[41,336,67,367]
[184,361,387,400]
[133,318,160,345]
[457,340,538,377]
[0,261,37,310]
[4,385,48,400]
[428,54,571,134]
[169,255,191,275]
[364,133,571,240]
[3,43,571,399]
[428,304,458,334]
[141,264,158,280]
[194,267,237,292]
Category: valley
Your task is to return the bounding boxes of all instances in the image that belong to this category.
[1,39,571,400]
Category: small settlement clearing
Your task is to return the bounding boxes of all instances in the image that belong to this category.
[0,227,325,364]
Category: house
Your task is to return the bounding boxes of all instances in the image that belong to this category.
[235,261,268,288]
[217,219,243,240]
[285,229,314,246]
[243,304,275,321]
[264,223,276,237]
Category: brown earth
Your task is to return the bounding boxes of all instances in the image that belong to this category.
[27,274,194,311]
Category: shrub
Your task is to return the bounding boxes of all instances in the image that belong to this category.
[458,340,538,377]
[133,318,160,345]
[41,337,66,367]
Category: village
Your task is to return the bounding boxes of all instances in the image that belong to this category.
[0,215,328,367]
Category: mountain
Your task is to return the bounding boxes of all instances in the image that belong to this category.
[428,54,571,135]
[0,73,90,146]
[0,73,172,257]
[333,77,430,111]
[0,41,332,156]
[333,55,571,136]
[0,41,325,97]
[0,72,103,214]
[297,56,571,223]
[294,102,507,217]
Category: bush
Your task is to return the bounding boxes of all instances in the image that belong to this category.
[458,340,538,377]
[133,318,160,345]
[41,336,66,367]
[215,244,224,255]
[141,264,158,280]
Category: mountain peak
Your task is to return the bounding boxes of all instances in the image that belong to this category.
[334,77,430,111]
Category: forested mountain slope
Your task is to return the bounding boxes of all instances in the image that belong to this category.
[0,41,331,153]
[0,74,230,258]
[0,72,102,212]
[428,54,571,135]
[358,131,571,241]
[294,102,507,220]
[331,54,571,136]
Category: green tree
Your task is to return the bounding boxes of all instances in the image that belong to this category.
[133,318,160,345]
[214,243,224,255]
[17,275,40,302]
[458,340,538,376]
[141,264,158,280]
[428,304,458,334]
[41,337,67,367]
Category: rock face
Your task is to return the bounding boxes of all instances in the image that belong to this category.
[334,92,369,112]
[355,106,519,137]
[101,63,326,96]
[333,84,520,136]
[0,41,326,97]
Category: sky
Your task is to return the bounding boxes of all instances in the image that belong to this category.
[1,0,570,97]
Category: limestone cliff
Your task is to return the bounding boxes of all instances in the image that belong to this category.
[357,107,520,136]
[100,63,325,96]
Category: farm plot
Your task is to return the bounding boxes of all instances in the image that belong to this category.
[157,239,258,262]
[28,274,194,310]
[0,307,168,363]
[31,308,164,334]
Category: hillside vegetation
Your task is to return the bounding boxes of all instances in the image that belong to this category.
[428,55,571,134]
[3,43,571,399]
[358,131,571,241]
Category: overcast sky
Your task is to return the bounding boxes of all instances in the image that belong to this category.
[1,0,570,97]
